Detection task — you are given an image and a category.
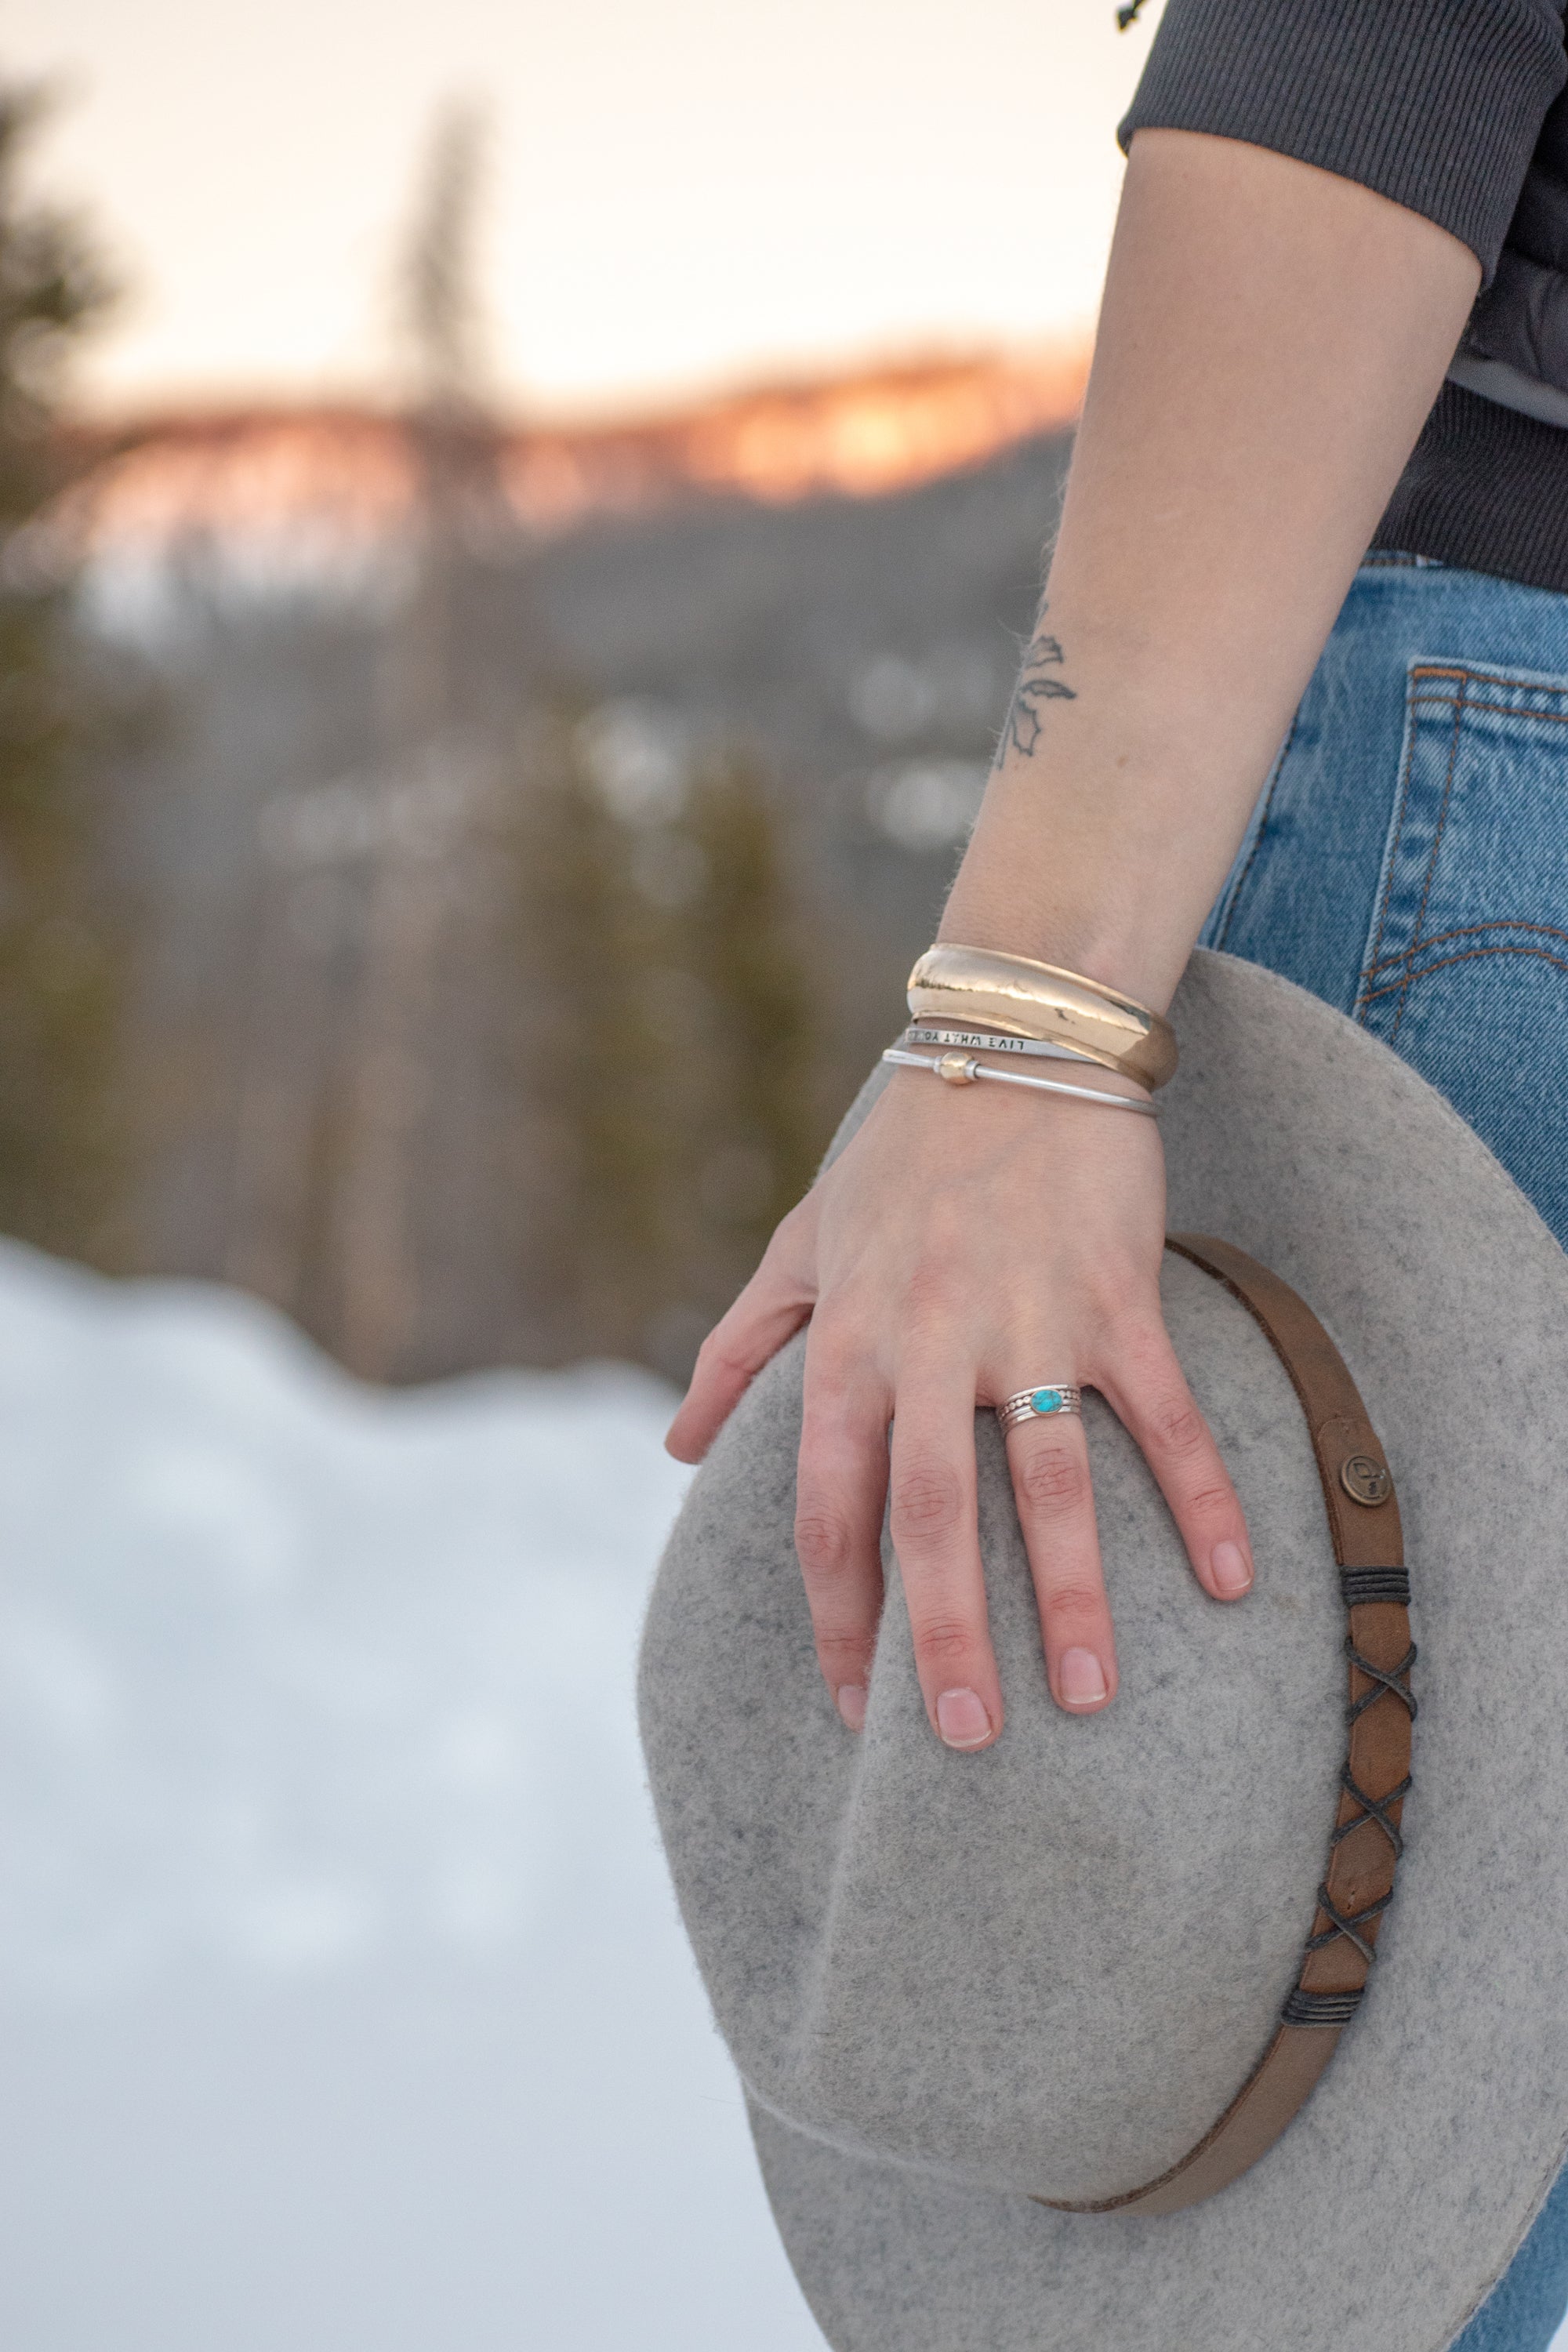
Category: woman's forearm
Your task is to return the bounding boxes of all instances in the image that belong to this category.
[673,122,1490,1745]
[943,128,1483,1010]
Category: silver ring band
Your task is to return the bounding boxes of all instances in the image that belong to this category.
[881,1046,1160,1117]
[996,1385,1083,1431]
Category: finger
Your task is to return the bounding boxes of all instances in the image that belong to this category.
[665,1214,817,1463]
[794,1323,891,1731]
[1003,1405,1118,1714]
[1097,1317,1254,1602]
[665,1279,811,1461]
[887,1367,1004,1751]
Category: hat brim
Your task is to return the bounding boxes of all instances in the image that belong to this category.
[742,949,1568,2352]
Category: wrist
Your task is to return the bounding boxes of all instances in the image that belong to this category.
[940,748,1247,1014]
[936,580,1291,1009]
[938,864,1196,1017]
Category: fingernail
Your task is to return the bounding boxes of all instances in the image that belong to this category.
[837,1683,867,1733]
[935,1688,992,1748]
[1059,1647,1109,1708]
[1211,1539,1253,1597]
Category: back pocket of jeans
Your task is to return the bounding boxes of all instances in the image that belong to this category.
[1356,659,1568,1229]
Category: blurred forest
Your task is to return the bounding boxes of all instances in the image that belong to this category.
[0,87,133,1266]
[23,95,1074,1383]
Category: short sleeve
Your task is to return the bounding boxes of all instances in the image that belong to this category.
[1119,0,1568,283]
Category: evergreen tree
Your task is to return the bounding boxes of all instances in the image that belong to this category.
[503,706,827,1374]
[510,705,678,1358]
[0,85,125,1260]
[673,748,821,1316]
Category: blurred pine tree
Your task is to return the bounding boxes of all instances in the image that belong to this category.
[513,705,678,1358]
[506,705,826,1375]
[0,85,126,1261]
[673,748,820,1316]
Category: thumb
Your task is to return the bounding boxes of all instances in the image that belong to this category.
[665,1202,818,1462]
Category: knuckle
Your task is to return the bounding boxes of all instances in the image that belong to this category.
[1144,1391,1207,1457]
[1040,1574,1108,1624]
[911,1614,979,1672]
[1181,1477,1238,1521]
[804,1341,873,1415]
[696,1327,749,1381]
[890,1465,965,1544]
[794,1507,858,1581]
[815,1627,873,1674]
[1014,1442,1090,1516]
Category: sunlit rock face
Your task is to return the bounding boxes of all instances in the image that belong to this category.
[64,347,1090,592]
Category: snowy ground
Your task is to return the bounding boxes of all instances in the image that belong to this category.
[0,1243,825,2352]
[6,1241,1563,2352]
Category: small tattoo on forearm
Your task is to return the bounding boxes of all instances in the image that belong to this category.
[997,623,1076,762]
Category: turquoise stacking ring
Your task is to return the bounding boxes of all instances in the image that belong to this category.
[996,1385,1083,1432]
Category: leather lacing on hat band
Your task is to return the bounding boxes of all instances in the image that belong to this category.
[1291,1611,1418,2002]
[1036,1235,1416,2220]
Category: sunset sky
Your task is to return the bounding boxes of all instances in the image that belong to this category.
[9,0,1156,418]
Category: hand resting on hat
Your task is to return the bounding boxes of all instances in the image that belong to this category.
[667,1054,1250,1740]
[666,130,1481,1748]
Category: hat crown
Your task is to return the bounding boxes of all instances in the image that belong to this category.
[642,1254,1349,2206]
[641,953,1568,2352]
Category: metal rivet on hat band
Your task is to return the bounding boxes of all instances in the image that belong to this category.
[1036,1233,1415,2220]
[1341,1453,1393,1506]
[996,1385,1083,1431]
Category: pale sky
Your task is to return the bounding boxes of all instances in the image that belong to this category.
[7,0,1157,418]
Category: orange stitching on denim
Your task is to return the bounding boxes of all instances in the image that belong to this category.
[1391,683,1467,1046]
[1358,941,1568,1007]
[1364,919,1568,980]
[1410,661,1568,698]
[1409,695,1568,724]
[1406,658,1568,721]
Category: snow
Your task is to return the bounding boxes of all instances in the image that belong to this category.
[0,1243,825,2352]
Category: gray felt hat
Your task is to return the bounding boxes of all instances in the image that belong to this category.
[639,949,1568,2352]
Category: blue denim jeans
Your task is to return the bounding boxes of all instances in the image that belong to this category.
[1202,554,1568,2350]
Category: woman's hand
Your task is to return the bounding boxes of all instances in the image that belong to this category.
[665,1063,1253,1748]
[666,124,1483,1751]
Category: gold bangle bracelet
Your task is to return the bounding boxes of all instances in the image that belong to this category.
[906,942,1178,1091]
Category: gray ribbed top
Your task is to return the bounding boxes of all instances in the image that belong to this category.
[1119,0,1568,592]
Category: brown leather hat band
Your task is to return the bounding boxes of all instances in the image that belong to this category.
[1036,1234,1415,2219]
